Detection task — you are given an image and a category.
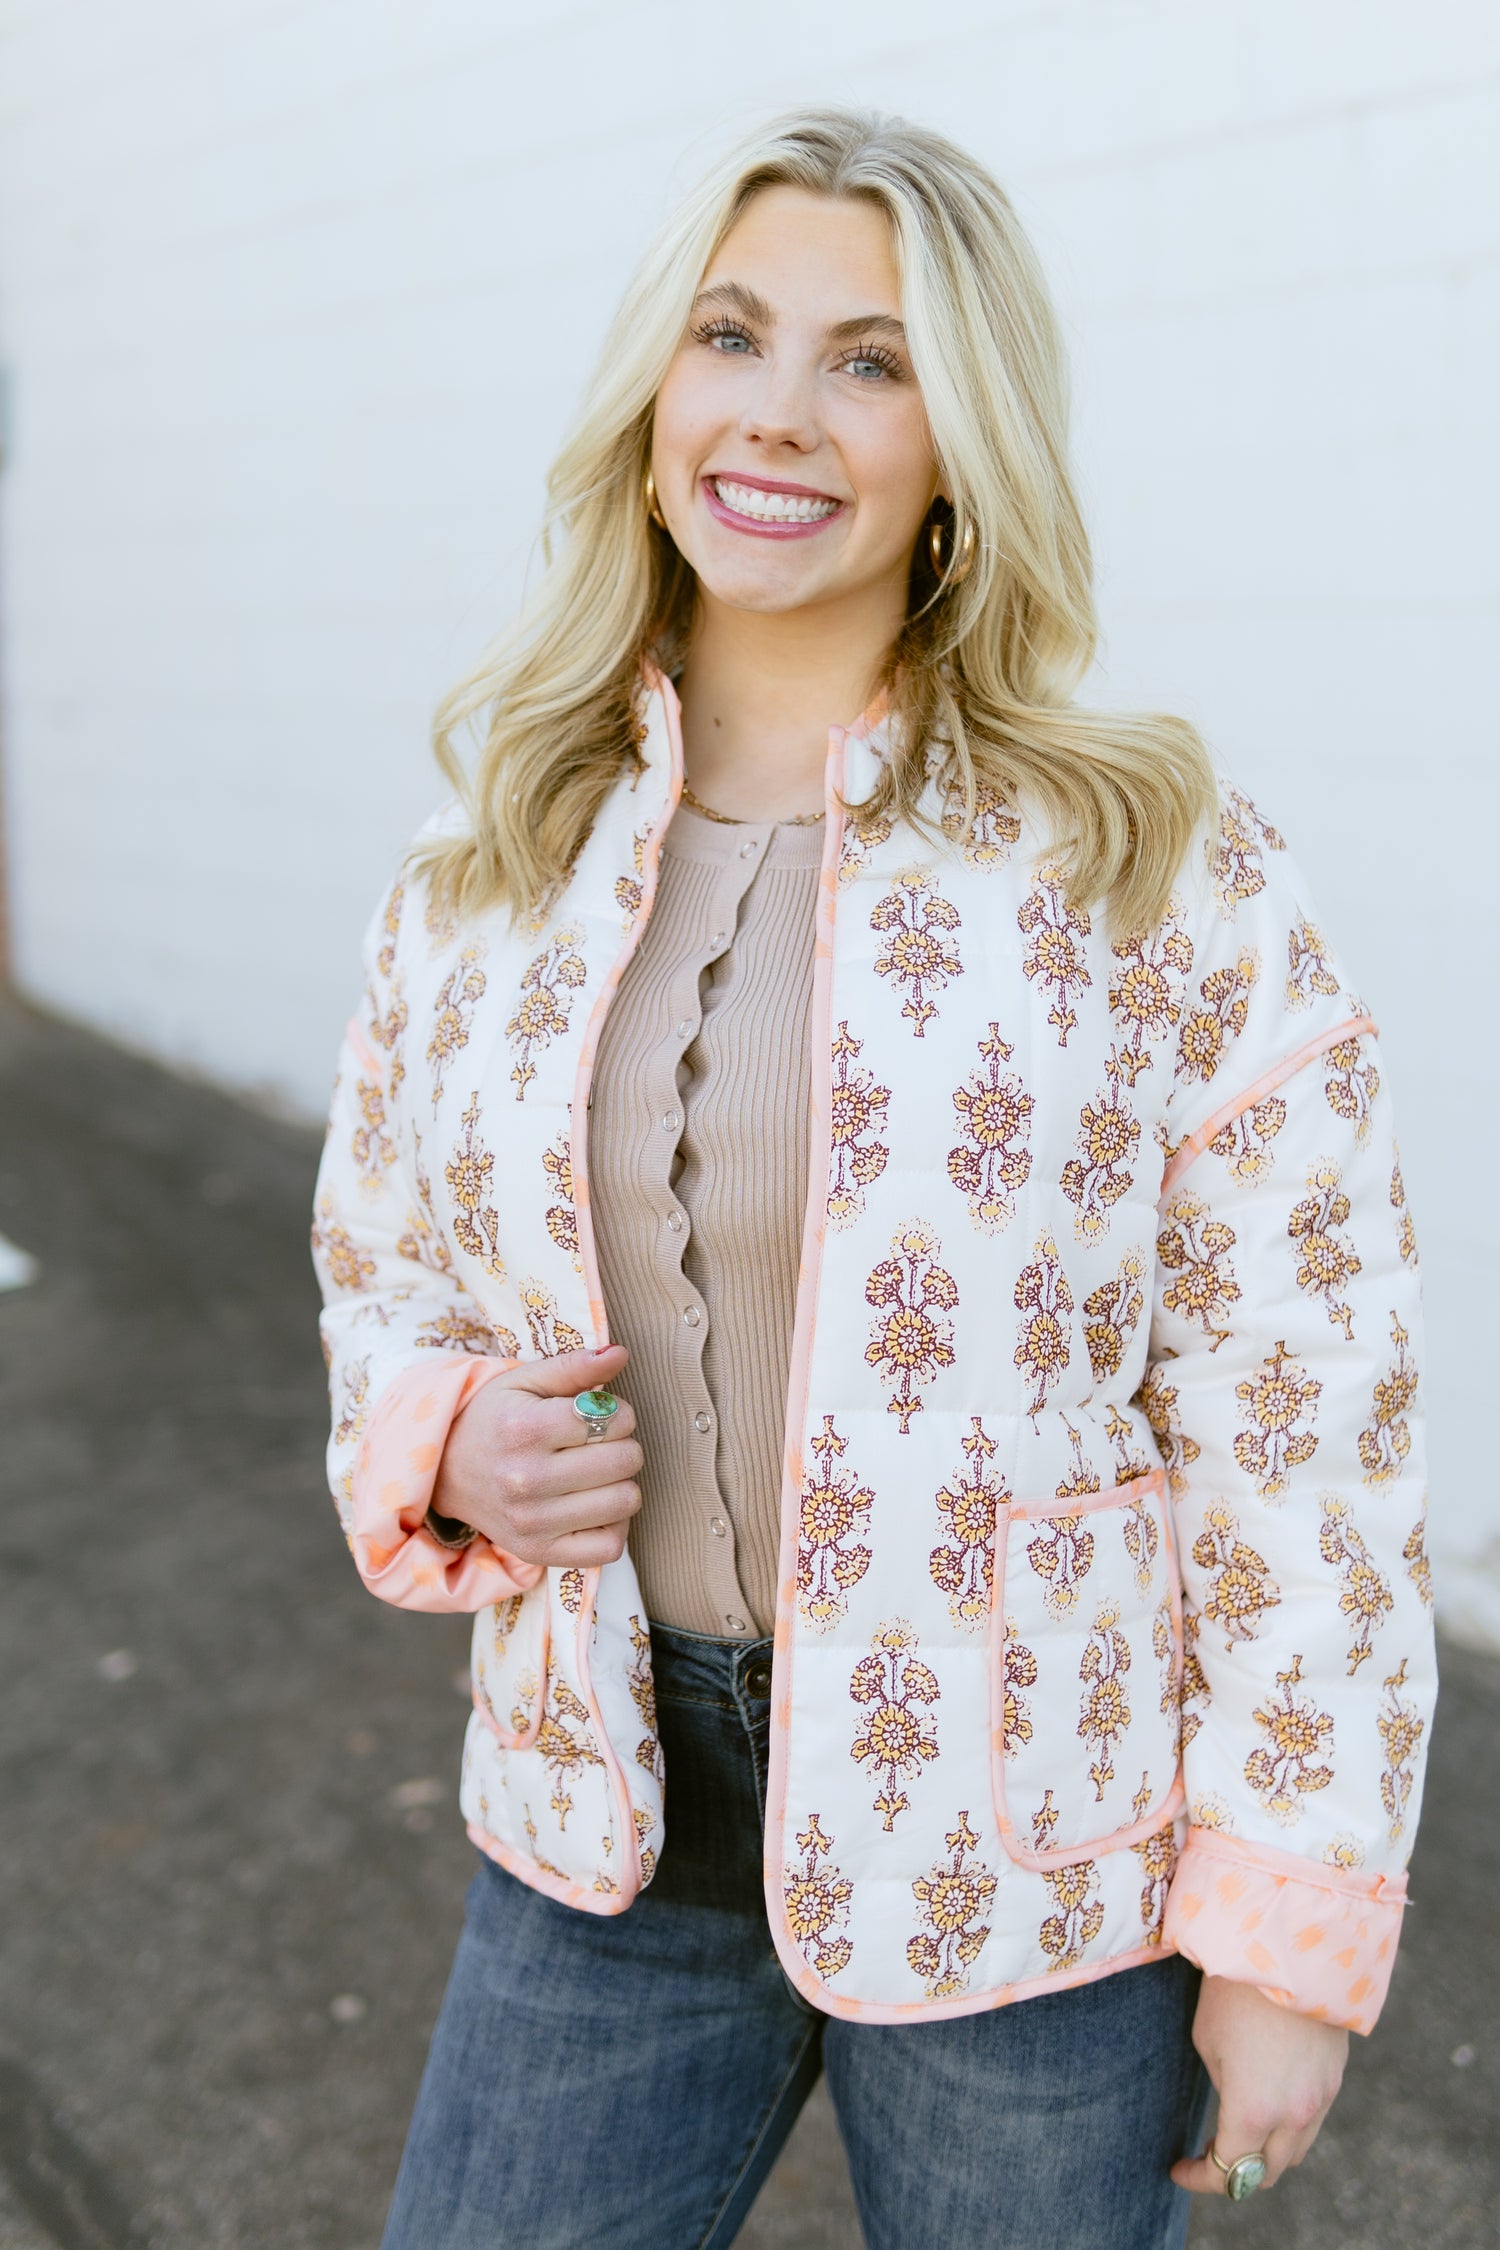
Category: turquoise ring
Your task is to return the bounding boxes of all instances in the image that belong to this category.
[1210,2145,1268,2201]
[572,1385,621,1441]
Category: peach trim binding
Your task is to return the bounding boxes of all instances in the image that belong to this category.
[990,1470,1187,1871]
[343,1011,384,1080]
[467,1820,639,1918]
[1163,1825,1408,2035]
[556,659,687,1916]
[1159,1014,1376,1198]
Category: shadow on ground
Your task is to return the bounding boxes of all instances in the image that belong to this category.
[0,999,1494,2249]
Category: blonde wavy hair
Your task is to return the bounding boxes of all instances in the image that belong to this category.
[417,106,1216,936]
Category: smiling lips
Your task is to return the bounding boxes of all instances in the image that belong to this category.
[703,473,845,538]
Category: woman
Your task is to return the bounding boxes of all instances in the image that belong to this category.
[312,108,1433,2250]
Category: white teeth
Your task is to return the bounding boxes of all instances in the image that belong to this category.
[713,478,839,523]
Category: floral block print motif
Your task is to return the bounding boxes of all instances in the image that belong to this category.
[428,941,487,1113]
[542,1133,579,1269]
[333,1360,369,1448]
[783,1816,854,1981]
[1324,1031,1381,1145]
[1082,1254,1146,1388]
[614,822,649,929]
[907,1812,998,1999]
[447,1095,507,1278]
[940,780,1021,868]
[1245,1655,1334,1826]
[850,1622,941,1831]
[1192,1506,1281,1647]
[1129,1779,1180,1942]
[947,1024,1032,1233]
[827,1022,891,1228]
[1176,1608,1212,1750]
[1317,1496,1394,1675]
[1018,865,1091,1046]
[416,1307,509,1356]
[1156,1190,1241,1350]
[797,1415,876,1630]
[1078,1600,1133,1800]
[535,1676,606,1833]
[1378,1660,1425,1841]
[1175,951,1258,1086]
[1121,1489,1159,1597]
[1359,1315,1418,1485]
[1285,916,1341,1012]
[1137,1363,1202,1498]
[351,1074,397,1196]
[518,1278,584,1357]
[871,869,963,1036]
[1234,1341,1321,1502]
[369,881,410,1098]
[1033,1795,1105,1970]
[1025,1511,1095,1623]
[1108,910,1193,1087]
[1288,1164,1362,1339]
[311,1202,377,1294]
[1208,787,1286,917]
[1000,1624,1038,1757]
[1013,1232,1074,1419]
[929,1416,1009,1630]
[1060,1059,1140,1240]
[1210,1093,1287,1188]
[1403,1506,1433,1608]
[836,808,894,886]
[1391,1153,1419,1268]
[864,1222,958,1432]
[506,925,586,1099]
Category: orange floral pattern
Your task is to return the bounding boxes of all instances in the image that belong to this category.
[1078,1599,1133,1799]
[506,925,586,1101]
[1246,1655,1334,1825]
[1193,1506,1280,1645]
[1000,1623,1038,1757]
[851,1622,941,1831]
[1391,1153,1419,1268]
[351,1075,397,1196]
[1175,950,1259,1086]
[1403,1505,1433,1608]
[1108,910,1194,1086]
[837,809,894,886]
[1026,1510,1095,1623]
[1157,1189,1241,1350]
[1317,1495,1394,1675]
[518,1278,585,1358]
[1019,866,1092,1046]
[311,1202,376,1293]
[947,1024,1032,1234]
[1208,788,1286,916]
[447,1094,506,1278]
[1061,1057,1140,1240]
[908,1811,998,1998]
[1377,1659,1424,1840]
[1285,916,1341,1012]
[1130,1799,1180,1942]
[1288,1163,1362,1340]
[864,1222,958,1432]
[827,1021,891,1229]
[941,778,1022,868]
[1234,1341,1321,1501]
[929,1416,1009,1630]
[534,1676,605,1833]
[333,1358,370,1447]
[784,1815,854,1980]
[797,1415,876,1630]
[428,941,487,1113]
[1121,1490,1159,1597]
[627,1614,664,1792]
[1324,1031,1381,1146]
[1082,1253,1146,1387]
[1034,1793,1105,1969]
[416,1307,511,1355]
[1013,1231,1074,1417]
[542,1133,579,1269]
[1137,1363,1202,1498]
[1358,1314,1417,1486]
[871,870,964,1036]
[1209,1092,1287,1187]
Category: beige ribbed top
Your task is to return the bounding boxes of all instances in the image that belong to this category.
[589,798,823,1639]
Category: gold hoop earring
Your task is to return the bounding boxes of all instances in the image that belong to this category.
[644,468,669,531]
[929,515,976,587]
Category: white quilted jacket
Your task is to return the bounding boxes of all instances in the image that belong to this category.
[311,666,1433,2031]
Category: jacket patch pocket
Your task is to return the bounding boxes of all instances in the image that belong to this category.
[990,1469,1184,1867]
[471,1583,550,1752]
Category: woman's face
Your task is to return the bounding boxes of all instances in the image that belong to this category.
[650,185,942,619]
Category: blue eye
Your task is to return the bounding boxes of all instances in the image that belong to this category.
[693,318,756,354]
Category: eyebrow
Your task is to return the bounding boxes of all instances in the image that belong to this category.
[690,281,907,344]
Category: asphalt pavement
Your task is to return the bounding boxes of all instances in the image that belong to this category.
[0,994,1494,2249]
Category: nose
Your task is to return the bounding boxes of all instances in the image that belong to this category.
[738,352,822,454]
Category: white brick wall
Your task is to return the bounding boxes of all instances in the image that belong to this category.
[1,0,1496,1633]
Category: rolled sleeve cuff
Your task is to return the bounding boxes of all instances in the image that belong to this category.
[348,1355,544,1613]
[1163,1827,1408,2036]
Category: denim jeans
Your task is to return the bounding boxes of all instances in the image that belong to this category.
[382,1621,1211,2249]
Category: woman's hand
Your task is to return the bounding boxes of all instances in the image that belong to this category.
[1172,1974,1349,2197]
[430,1342,644,1569]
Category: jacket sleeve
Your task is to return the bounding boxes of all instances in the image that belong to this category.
[1148,788,1434,2034]
[309,866,544,1614]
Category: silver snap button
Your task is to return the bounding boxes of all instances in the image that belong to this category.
[709,1516,726,1538]
[694,1410,711,1433]
[661,1109,680,1131]
[725,1614,747,1634]
[710,930,727,948]
[677,1019,692,1038]
[683,1306,701,1327]
[739,840,758,857]
[666,1209,684,1233]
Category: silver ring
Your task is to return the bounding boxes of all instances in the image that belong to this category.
[1209,2143,1268,2201]
[572,1385,620,1443]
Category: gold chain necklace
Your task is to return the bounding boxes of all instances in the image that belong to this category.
[679,778,824,826]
